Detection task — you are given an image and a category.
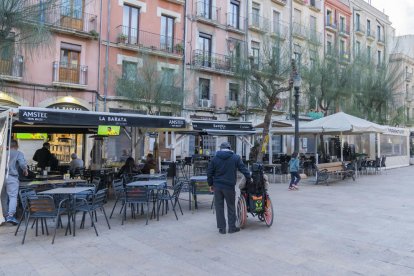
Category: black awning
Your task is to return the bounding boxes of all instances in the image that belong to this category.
[17,107,187,129]
[192,120,253,131]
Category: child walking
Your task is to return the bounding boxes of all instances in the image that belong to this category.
[288,152,301,190]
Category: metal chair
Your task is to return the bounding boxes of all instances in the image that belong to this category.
[157,181,184,220]
[15,189,37,236]
[122,187,151,225]
[22,196,69,244]
[76,188,110,233]
[109,179,125,218]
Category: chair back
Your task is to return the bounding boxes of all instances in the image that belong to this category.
[112,179,124,194]
[92,188,108,208]
[172,182,184,199]
[28,195,56,216]
[19,189,37,210]
[75,183,96,200]
[125,187,149,203]
[92,177,101,187]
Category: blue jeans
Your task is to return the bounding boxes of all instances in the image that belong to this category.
[290,172,301,186]
[1,176,19,217]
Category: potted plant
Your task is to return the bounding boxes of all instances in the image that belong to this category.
[117,33,128,43]
[175,43,184,54]
[89,30,99,40]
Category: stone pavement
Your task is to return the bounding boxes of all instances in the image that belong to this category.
[1,167,414,275]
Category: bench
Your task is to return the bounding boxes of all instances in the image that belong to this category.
[315,162,355,185]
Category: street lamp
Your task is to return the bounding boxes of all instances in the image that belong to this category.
[293,73,302,153]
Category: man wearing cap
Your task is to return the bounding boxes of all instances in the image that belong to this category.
[207,142,251,234]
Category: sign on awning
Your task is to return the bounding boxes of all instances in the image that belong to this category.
[18,108,186,129]
[192,120,253,131]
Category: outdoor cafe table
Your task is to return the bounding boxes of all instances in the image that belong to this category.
[132,174,167,181]
[35,175,63,180]
[126,180,167,188]
[19,179,87,189]
[189,176,212,210]
[263,164,282,182]
[39,187,94,237]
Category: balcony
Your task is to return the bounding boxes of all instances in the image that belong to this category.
[165,0,185,4]
[355,24,365,36]
[195,1,219,26]
[116,26,184,58]
[52,61,88,89]
[338,25,350,37]
[309,30,322,45]
[294,0,306,5]
[40,7,97,38]
[271,0,287,6]
[366,30,375,41]
[406,72,413,82]
[377,36,385,45]
[198,94,216,109]
[293,23,307,40]
[226,13,246,33]
[248,14,270,33]
[271,21,289,40]
[340,51,350,63]
[325,20,337,32]
[309,0,322,12]
[0,56,23,81]
[192,50,237,75]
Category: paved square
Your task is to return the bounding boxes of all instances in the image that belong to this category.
[1,167,414,275]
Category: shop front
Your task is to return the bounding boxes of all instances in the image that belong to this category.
[379,127,410,169]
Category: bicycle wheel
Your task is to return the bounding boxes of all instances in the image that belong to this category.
[237,194,247,228]
[264,194,274,227]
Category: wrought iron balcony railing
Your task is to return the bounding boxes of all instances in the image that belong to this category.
[226,13,246,31]
[0,56,23,78]
[195,1,219,22]
[355,24,366,35]
[340,51,350,62]
[377,35,385,44]
[309,30,322,45]
[116,26,184,55]
[271,21,289,39]
[406,72,413,81]
[339,25,350,36]
[325,19,337,30]
[52,61,88,85]
[366,29,376,40]
[293,23,307,39]
[248,13,270,32]
[192,50,240,73]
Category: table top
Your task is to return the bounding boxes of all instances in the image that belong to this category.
[35,175,62,180]
[190,175,208,181]
[127,180,166,188]
[39,187,93,195]
[132,174,166,180]
[263,164,282,167]
[20,179,87,186]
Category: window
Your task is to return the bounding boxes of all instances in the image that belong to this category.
[199,78,210,99]
[123,5,140,44]
[229,83,239,102]
[61,0,83,19]
[251,41,260,66]
[367,19,371,35]
[340,17,345,32]
[122,61,137,80]
[356,41,361,56]
[326,10,333,25]
[60,43,81,83]
[310,50,317,68]
[161,15,174,52]
[273,11,280,34]
[294,44,301,67]
[229,0,240,29]
[377,50,382,65]
[377,25,381,40]
[340,40,345,55]
[198,33,212,66]
[327,34,333,55]
[161,68,175,86]
[367,46,371,59]
[310,15,317,32]
[272,46,280,72]
[252,2,260,27]
[199,0,212,19]
[356,13,360,30]
[294,9,301,25]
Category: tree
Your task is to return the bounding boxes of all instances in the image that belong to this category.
[116,56,184,115]
[237,36,296,161]
[0,0,58,52]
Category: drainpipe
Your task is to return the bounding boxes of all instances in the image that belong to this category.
[244,0,249,122]
[96,0,103,112]
[103,0,111,112]
[181,0,188,116]
[289,0,293,120]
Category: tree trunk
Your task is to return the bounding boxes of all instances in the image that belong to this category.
[257,100,276,162]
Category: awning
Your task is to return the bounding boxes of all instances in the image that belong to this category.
[15,107,187,129]
[203,129,257,136]
[192,120,254,131]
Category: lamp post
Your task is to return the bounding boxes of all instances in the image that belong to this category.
[293,73,302,153]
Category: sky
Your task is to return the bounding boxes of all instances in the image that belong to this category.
[371,0,414,36]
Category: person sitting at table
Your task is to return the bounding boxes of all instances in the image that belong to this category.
[141,153,157,174]
[69,153,84,174]
[117,157,141,177]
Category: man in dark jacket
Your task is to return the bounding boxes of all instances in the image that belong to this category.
[207,142,251,234]
[33,142,52,170]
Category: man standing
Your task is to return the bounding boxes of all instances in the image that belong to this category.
[207,142,251,234]
[2,140,28,224]
[33,142,51,170]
